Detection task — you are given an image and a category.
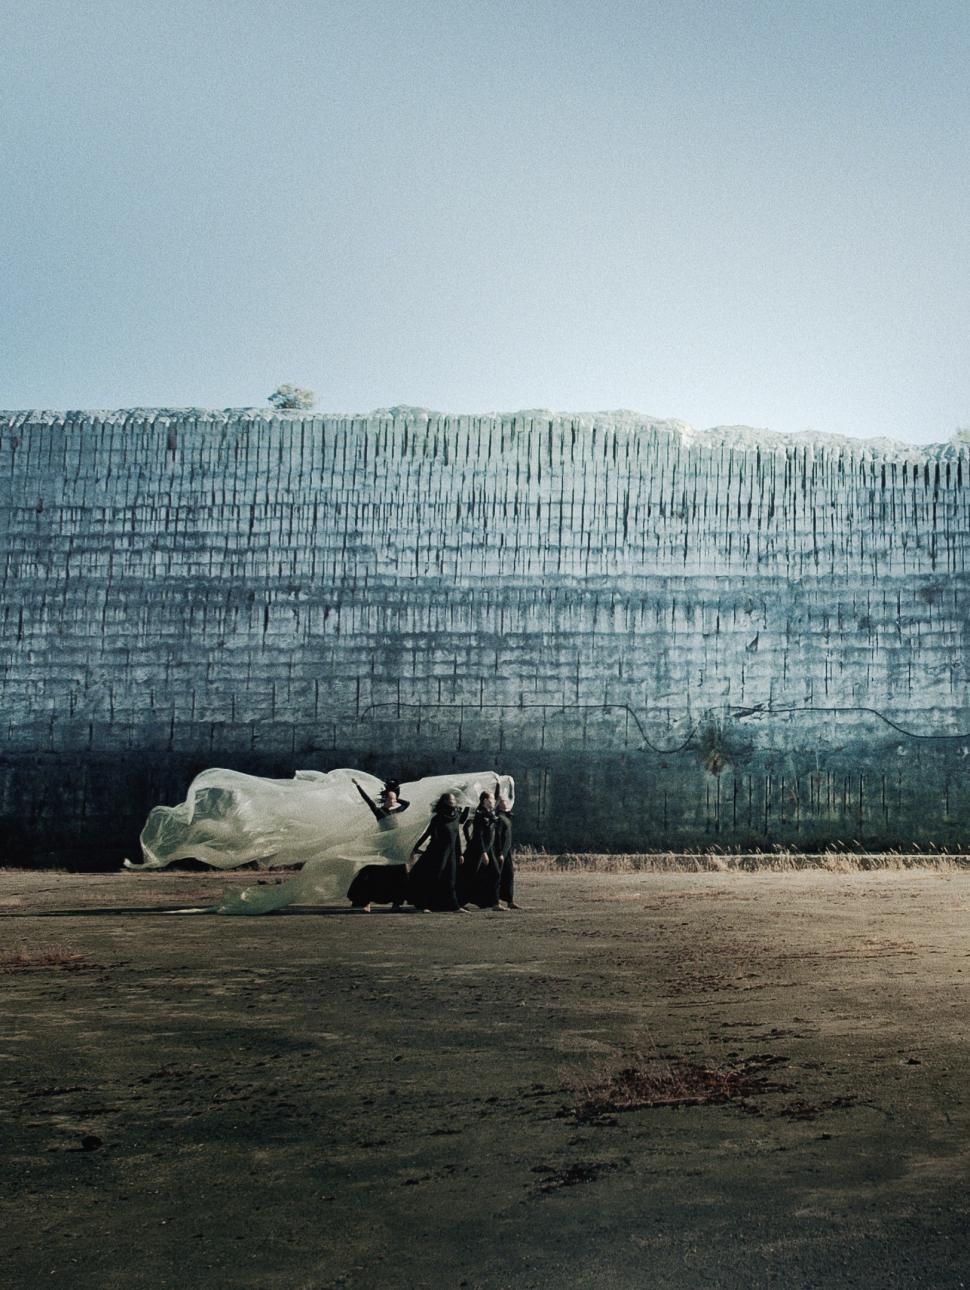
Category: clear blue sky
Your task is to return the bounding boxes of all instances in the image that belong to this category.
[2,0,968,442]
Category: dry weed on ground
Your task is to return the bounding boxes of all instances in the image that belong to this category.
[564,1052,790,1120]
[531,850,970,873]
[0,945,97,973]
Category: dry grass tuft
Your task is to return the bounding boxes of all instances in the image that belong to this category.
[566,1052,788,1119]
[0,944,95,973]
[0,866,71,875]
[522,850,969,874]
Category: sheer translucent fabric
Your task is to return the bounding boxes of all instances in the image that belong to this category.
[124,767,514,914]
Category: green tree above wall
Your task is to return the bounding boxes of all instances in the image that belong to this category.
[268,384,315,411]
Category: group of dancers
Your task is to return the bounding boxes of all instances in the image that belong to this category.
[347,779,519,913]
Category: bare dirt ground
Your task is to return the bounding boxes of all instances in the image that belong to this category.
[3,866,970,1290]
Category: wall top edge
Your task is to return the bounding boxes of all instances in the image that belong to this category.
[1,406,968,460]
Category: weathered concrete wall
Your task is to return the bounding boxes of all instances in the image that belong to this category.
[3,407,969,865]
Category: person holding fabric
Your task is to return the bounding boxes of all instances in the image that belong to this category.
[346,779,411,911]
[407,792,466,912]
[459,789,503,909]
[493,792,519,909]
[353,778,410,821]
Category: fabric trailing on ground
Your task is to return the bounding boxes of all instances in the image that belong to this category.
[124,767,514,914]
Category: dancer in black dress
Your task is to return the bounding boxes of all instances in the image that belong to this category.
[493,792,519,909]
[407,792,465,912]
[346,779,411,911]
[460,790,503,909]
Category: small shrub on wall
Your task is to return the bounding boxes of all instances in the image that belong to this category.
[268,385,315,411]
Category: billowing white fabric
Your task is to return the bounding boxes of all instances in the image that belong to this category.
[124,767,514,915]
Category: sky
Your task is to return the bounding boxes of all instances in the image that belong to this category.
[1,0,969,443]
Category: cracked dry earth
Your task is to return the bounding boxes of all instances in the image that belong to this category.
[3,868,970,1290]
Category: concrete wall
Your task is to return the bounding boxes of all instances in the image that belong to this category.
[3,407,970,865]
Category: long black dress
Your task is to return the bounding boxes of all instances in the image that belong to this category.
[407,809,462,911]
[493,808,515,904]
[460,805,500,908]
[346,861,409,908]
[345,787,412,908]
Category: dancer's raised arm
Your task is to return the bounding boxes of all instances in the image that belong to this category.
[353,779,385,821]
